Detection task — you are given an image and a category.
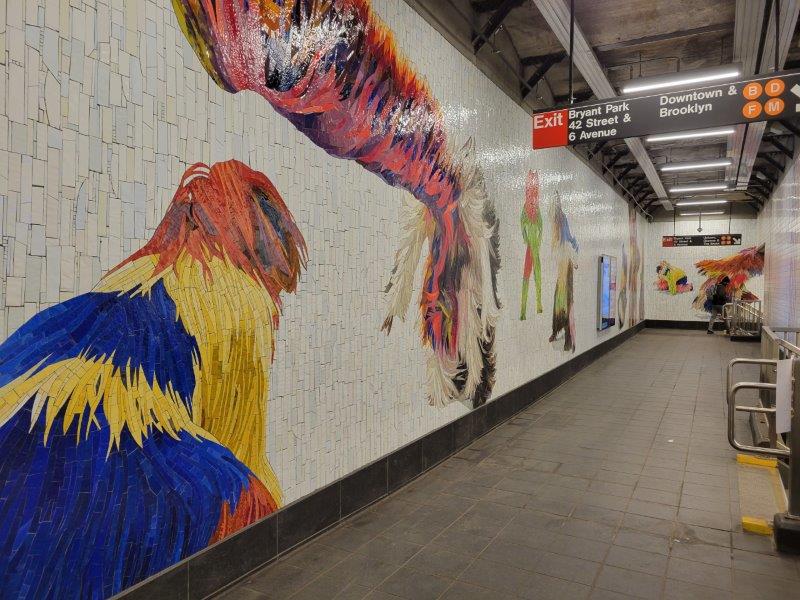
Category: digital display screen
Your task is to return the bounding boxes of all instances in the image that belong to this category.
[598,255,617,331]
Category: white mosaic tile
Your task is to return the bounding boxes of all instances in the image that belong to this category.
[645,217,762,322]
[0,0,647,512]
[758,151,800,327]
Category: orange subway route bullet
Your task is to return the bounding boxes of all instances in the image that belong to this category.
[742,100,762,118]
[765,97,785,116]
[743,81,763,100]
[765,78,785,97]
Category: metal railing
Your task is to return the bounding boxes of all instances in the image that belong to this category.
[726,326,800,530]
[727,358,785,456]
[723,299,763,338]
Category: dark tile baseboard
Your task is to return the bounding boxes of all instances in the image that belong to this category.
[114,321,646,600]
[646,319,719,330]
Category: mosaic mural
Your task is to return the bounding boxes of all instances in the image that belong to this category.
[654,260,693,295]
[618,244,628,328]
[0,1,650,597]
[172,0,501,408]
[639,250,646,322]
[520,170,544,320]
[627,205,642,326]
[549,192,579,352]
[644,218,762,322]
[692,244,765,312]
[0,160,305,598]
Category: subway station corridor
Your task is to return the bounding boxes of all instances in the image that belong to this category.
[222,331,799,600]
[9,1,800,597]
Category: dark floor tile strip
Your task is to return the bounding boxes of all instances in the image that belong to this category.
[116,322,645,599]
[646,319,720,330]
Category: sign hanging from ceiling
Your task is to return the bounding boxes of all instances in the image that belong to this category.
[532,69,800,149]
[662,234,742,247]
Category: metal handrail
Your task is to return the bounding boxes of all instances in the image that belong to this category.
[726,357,777,394]
[726,299,763,338]
[727,330,800,534]
[764,326,800,357]
[727,382,788,457]
[737,304,762,320]
[726,359,789,457]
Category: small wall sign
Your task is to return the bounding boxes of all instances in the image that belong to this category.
[662,234,742,247]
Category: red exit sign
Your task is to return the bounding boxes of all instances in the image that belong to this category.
[532,109,568,149]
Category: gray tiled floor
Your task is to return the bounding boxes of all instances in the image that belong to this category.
[220,330,800,599]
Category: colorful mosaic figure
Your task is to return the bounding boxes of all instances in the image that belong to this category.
[692,244,765,312]
[627,206,642,327]
[0,161,306,599]
[639,255,646,321]
[520,170,544,320]
[618,244,628,328]
[171,0,500,407]
[655,261,694,295]
[549,192,579,352]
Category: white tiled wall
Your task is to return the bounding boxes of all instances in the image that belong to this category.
[645,217,762,322]
[757,149,800,328]
[0,0,645,505]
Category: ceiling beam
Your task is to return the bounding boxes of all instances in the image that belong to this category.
[588,140,608,158]
[727,0,799,190]
[780,119,800,138]
[594,22,735,54]
[617,163,636,180]
[408,0,558,109]
[754,165,778,184]
[749,177,773,192]
[521,51,566,99]
[749,175,772,190]
[590,154,652,218]
[532,0,669,212]
[745,190,767,206]
[637,195,655,209]
[606,151,626,169]
[763,135,793,158]
[642,197,660,209]
[757,151,785,172]
[471,0,509,14]
[520,51,568,67]
[751,183,772,196]
[552,90,593,105]
[751,181,770,197]
[473,0,524,53]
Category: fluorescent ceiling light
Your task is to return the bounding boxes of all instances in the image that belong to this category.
[646,128,735,143]
[680,211,726,216]
[674,199,729,207]
[669,184,729,193]
[660,160,732,172]
[623,68,740,94]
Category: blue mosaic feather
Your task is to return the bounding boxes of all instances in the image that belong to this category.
[0,281,199,405]
[0,401,253,599]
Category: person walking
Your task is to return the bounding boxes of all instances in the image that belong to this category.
[707,276,731,334]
